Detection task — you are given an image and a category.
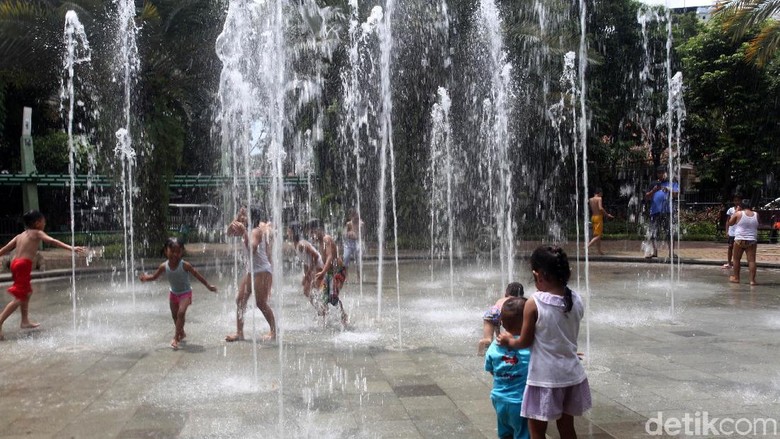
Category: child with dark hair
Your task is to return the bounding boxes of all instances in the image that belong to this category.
[0,211,85,340]
[478,282,524,355]
[485,296,531,439]
[287,222,323,305]
[139,237,217,350]
[498,246,591,439]
[308,219,348,326]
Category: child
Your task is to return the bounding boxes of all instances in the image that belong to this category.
[225,207,276,342]
[498,246,591,439]
[287,222,324,305]
[485,297,531,439]
[342,209,364,280]
[0,210,85,340]
[309,219,348,326]
[139,237,217,350]
[478,282,524,355]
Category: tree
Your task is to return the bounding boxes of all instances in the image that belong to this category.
[679,16,780,200]
[716,0,780,66]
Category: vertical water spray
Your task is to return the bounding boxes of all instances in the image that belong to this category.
[61,10,90,331]
[478,0,514,287]
[340,0,368,298]
[375,1,400,327]
[668,71,685,314]
[114,0,139,290]
[577,0,590,363]
[427,87,454,298]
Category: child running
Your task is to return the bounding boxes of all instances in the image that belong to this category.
[287,222,324,306]
[498,246,591,439]
[139,237,217,350]
[485,296,531,439]
[478,282,524,355]
[0,210,85,340]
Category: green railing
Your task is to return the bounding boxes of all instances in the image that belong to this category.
[0,173,314,188]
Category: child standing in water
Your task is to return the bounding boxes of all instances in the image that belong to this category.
[478,282,524,355]
[139,238,217,350]
[0,210,85,340]
[309,219,348,326]
[287,222,323,306]
[485,296,531,439]
[498,246,591,439]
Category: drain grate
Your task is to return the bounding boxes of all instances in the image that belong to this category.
[670,330,715,337]
[392,383,446,397]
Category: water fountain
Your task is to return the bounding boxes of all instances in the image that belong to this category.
[113,0,140,291]
[60,11,91,331]
[6,2,751,438]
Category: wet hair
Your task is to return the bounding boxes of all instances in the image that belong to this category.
[505,282,524,298]
[307,219,322,232]
[530,246,573,312]
[594,188,602,195]
[500,297,526,330]
[163,237,185,254]
[288,221,302,242]
[741,199,753,209]
[23,210,44,228]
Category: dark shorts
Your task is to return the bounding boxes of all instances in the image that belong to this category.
[728,236,735,245]
[649,213,670,241]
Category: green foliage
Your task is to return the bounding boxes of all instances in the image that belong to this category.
[679,16,780,199]
[32,131,69,173]
[716,0,780,66]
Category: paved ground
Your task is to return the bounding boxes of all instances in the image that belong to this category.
[0,241,779,438]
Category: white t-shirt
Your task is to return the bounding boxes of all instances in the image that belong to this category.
[726,206,737,237]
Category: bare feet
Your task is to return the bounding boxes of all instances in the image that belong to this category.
[170,339,179,350]
[729,276,740,283]
[750,281,758,286]
[261,332,276,342]
[20,321,40,329]
[225,333,244,342]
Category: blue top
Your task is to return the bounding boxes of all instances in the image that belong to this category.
[165,260,192,294]
[649,181,679,216]
[484,337,531,404]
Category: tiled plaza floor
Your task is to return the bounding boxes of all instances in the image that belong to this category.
[1,243,779,438]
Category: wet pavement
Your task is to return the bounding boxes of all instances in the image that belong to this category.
[0,243,779,438]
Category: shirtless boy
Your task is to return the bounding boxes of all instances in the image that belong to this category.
[0,210,85,340]
[587,188,614,255]
[309,219,348,326]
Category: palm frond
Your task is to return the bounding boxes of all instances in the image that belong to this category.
[745,20,780,65]
[140,1,160,22]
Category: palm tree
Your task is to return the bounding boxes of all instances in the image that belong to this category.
[716,0,780,66]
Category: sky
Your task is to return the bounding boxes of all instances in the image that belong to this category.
[639,0,716,7]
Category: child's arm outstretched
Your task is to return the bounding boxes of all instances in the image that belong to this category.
[183,262,217,292]
[497,297,537,349]
[139,263,166,282]
[38,231,86,254]
[0,237,17,257]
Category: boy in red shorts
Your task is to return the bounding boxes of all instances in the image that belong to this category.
[0,211,85,340]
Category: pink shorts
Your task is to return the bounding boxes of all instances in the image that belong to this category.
[169,291,192,304]
[521,378,592,421]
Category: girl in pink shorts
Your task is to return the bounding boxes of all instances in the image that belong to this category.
[139,238,217,350]
[499,246,591,439]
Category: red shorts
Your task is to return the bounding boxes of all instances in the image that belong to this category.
[8,258,33,302]
[169,291,192,304]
